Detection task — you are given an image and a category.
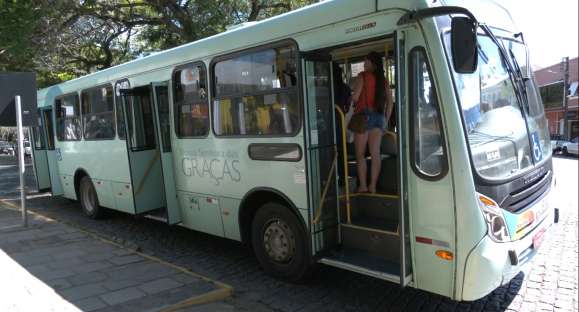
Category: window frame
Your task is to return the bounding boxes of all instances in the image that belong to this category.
[209,39,302,138]
[408,46,448,181]
[115,78,131,140]
[172,61,210,139]
[81,83,116,141]
[54,92,82,142]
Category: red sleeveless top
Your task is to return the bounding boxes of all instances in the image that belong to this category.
[356,71,376,113]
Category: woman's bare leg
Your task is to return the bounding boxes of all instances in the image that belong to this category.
[354,131,369,192]
[368,128,383,193]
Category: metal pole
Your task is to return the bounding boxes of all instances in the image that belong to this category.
[15,95,27,227]
[562,56,570,140]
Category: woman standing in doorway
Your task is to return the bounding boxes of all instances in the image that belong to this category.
[351,52,393,193]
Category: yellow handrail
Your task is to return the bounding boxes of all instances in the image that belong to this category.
[312,148,337,224]
[334,106,351,224]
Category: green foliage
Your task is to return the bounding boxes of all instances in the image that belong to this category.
[0,0,319,88]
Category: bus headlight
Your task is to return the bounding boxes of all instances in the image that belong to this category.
[477,193,511,242]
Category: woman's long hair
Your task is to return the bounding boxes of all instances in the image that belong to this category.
[367,52,385,113]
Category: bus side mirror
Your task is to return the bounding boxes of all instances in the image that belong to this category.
[451,17,478,73]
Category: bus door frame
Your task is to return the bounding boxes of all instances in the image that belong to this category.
[151,81,181,224]
[395,30,413,287]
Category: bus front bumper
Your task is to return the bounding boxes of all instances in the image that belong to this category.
[461,200,555,301]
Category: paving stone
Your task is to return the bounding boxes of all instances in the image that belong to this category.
[72,297,108,312]
[60,283,109,301]
[68,271,108,286]
[138,277,183,294]
[99,287,146,305]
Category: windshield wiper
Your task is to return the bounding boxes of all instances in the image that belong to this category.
[480,24,525,112]
[508,48,529,111]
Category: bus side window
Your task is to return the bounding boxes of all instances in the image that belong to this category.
[173,63,209,138]
[409,48,447,178]
[212,43,299,136]
[33,116,45,150]
[81,85,116,140]
[55,94,82,141]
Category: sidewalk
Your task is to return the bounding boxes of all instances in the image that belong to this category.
[0,204,232,312]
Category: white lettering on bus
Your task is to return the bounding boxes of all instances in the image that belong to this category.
[182,155,241,186]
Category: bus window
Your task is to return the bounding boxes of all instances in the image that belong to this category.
[33,115,45,150]
[213,43,299,136]
[82,85,115,140]
[126,91,156,150]
[409,48,446,178]
[173,63,209,138]
[42,109,55,150]
[55,93,81,141]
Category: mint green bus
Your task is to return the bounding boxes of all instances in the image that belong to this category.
[31,0,557,301]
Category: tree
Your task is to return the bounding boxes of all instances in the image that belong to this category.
[1,0,320,88]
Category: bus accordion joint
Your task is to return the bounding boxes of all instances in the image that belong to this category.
[435,250,454,261]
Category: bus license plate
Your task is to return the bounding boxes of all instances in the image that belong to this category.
[533,228,546,250]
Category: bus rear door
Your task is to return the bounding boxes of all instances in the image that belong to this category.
[151,82,181,224]
[121,86,166,214]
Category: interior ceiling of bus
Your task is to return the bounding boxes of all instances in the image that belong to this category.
[331,39,393,61]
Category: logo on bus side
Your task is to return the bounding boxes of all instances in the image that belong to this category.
[182,149,241,186]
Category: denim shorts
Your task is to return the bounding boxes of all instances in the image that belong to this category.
[364,109,386,131]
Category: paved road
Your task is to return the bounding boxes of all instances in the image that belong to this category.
[0,155,577,311]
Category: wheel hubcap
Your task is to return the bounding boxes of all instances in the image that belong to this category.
[263,219,295,263]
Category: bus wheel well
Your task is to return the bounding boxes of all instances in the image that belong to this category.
[74,169,89,199]
[239,189,303,245]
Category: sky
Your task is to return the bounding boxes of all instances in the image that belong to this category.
[501,0,578,69]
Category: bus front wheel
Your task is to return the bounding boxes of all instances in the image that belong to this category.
[251,202,311,281]
[79,176,104,219]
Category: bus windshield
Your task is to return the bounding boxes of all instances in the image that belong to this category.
[444,31,548,180]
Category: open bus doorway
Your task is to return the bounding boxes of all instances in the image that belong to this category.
[306,37,407,283]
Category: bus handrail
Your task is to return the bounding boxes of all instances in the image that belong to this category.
[334,106,352,224]
[312,148,337,225]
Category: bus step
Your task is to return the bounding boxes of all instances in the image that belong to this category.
[319,248,400,283]
[341,220,400,263]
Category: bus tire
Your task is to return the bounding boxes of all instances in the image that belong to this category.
[79,176,104,219]
[251,202,311,281]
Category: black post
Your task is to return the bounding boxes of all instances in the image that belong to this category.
[562,56,570,140]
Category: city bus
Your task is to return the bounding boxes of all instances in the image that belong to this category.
[30,0,558,301]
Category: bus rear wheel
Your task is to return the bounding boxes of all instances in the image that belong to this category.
[79,176,104,219]
[251,202,311,281]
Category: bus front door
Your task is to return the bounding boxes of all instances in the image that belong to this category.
[151,82,181,224]
[399,27,455,296]
[121,87,166,214]
[303,55,340,255]
[31,110,51,191]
